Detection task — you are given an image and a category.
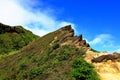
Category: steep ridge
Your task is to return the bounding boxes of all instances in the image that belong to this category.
[0,23,38,55]
[1,23,119,80]
[0,25,99,80]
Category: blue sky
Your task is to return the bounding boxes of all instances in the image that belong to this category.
[0,0,120,53]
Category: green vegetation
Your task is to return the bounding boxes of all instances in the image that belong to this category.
[91,48,100,53]
[71,58,100,80]
[0,44,99,79]
[0,25,100,80]
[0,44,85,79]
[0,25,38,55]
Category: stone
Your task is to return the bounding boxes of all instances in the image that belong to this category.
[53,25,90,48]
[79,34,82,41]
[59,25,74,37]
[91,54,117,63]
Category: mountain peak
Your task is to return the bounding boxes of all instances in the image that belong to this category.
[58,25,74,37]
[59,25,72,31]
[57,25,90,48]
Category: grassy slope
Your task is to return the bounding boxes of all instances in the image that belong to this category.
[0,27,99,80]
[0,25,39,55]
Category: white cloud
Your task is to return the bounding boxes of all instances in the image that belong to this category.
[89,34,112,45]
[113,46,120,53]
[88,34,120,53]
[116,48,120,53]
[0,0,26,25]
[0,0,75,36]
[88,34,112,52]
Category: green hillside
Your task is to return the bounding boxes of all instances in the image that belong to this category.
[0,23,39,55]
[0,25,99,80]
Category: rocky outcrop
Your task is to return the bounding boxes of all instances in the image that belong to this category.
[91,54,117,63]
[58,25,74,37]
[0,23,24,34]
[58,25,90,48]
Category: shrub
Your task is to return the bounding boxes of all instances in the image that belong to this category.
[17,71,28,80]
[27,66,48,79]
[91,48,100,53]
[19,63,26,70]
[71,58,100,80]
[52,43,59,50]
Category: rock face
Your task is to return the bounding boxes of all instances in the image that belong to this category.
[58,25,74,37]
[91,54,117,63]
[58,25,90,48]
[0,23,24,34]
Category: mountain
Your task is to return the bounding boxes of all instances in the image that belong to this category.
[0,23,39,55]
[0,25,99,80]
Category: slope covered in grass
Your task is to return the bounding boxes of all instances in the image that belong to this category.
[0,23,39,55]
[0,25,99,80]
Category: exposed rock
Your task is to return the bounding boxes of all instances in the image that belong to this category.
[59,25,74,37]
[0,23,24,34]
[78,34,83,41]
[91,54,118,63]
[86,43,90,47]
[80,40,86,45]
[58,25,90,48]
[73,34,83,44]
[59,25,73,31]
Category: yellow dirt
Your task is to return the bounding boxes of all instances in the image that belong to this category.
[85,50,120,80]
[99,73,120,80]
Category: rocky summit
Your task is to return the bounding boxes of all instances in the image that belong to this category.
[57,25,90,48]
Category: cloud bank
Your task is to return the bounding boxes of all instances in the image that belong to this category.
[89,34,113,45]
[0,0,75,36]
[88,34,120,53]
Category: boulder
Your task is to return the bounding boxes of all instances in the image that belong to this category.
[91,54,117,63]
